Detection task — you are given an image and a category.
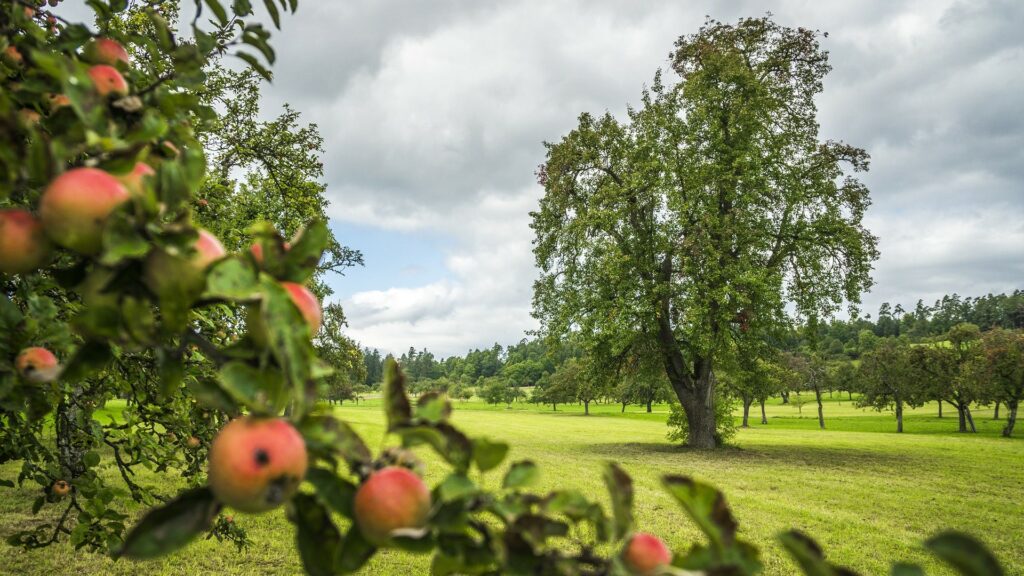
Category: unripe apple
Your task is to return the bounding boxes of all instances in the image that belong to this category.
[83,38,129,67]
[40,167,129,254]
[114,162,155,196]
[143,229,226,299]
[17,108,41,127]
[207,417,307,513]
[52,480,71,498]
[87,64,128,97]
[3,46,24,68]
[622,533,672,575]
[187,436,201,448]
[353,466,431,546]
[0,209,52,274]
[15,347,60,383]
[47,93,71,111]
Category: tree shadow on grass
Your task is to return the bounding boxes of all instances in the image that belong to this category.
[582,441,932,473]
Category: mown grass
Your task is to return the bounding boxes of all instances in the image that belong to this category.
[0,396,1021,575]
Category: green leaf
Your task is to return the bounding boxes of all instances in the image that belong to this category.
[305,467,356,519]
[503,460,539,490]
[156,347,185,398]
[217,361,287,415]
[204,0,229,25]
[438,473,477,503]
[186,378,238,414]
[282,220,330,282]
[394,423,472,472]
[778,530,854,576]
[471,438,509,473]
[83,451,101,468]
[298,415,371,470]
[258,278,314,415]
[415,392,450,423]
[236,52,272,81]
[203,257,259,300]
[292,494,341,576]
[335,525,376,574]
[262,0,281,29]
[891,563,925,576]
[603,463,633,540]
[60,342,113,383]
[383,358,412,431]
[925,532,1003,576]
[117,488,219,559]
[662,475,737,550]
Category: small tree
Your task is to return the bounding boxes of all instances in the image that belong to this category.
[786,352,829,429]
[857,338,922,432]
[973,328,1024,437]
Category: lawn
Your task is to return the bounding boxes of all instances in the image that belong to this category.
[0,396,1021,575]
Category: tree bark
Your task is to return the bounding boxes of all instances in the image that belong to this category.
[56,385,92,479]
[741,397,751,428]
[957,402,967,432]
[646,399,653,413]
[965,406,976,433]
[584,400,590,415]
[621,401,627,413]
[895,399,904,433]
[993,401,1001,420]
[938,400,943,418]
[781,390,789,404]
[815,387,825,429]
[760,399,767,425]
[1003,401,1018,438]
[552,403,557,411]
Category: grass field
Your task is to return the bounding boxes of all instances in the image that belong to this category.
[1,395,1021,575]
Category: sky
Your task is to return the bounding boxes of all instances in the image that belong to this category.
[64,0,1024,357]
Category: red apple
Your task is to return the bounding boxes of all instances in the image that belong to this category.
[354,466,431,546]
[143,228,226,298]
[88,64,128,97]
[207,417,307,513]
[622,533,672,575]
[39,167,130,254]
[0,209,52,274]
[3,46,24,68]
[83,38,129,67]
[114,162,155,197]
[15,347,60,383]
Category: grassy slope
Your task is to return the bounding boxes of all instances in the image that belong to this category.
[0,397,1021,575]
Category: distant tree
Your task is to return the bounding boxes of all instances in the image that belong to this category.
[480,377,513,407]
[785,352,828,429]
[857,338,922,432]
[316,304,366,404]
[973,329,1024,437]
[532,17,878,447]
[912,323,982,433]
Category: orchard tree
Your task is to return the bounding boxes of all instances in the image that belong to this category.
[913,323,982,433]
[532,16,878,448]
[857,338,922,432]
[785,352,829,429]
[726,355,786,427]
[973,328,1024,437]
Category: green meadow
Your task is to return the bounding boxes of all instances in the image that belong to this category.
[1,396,1021,575]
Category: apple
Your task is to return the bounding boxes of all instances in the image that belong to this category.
[88,64,128,97]
[353,466,431,546]
[114,162,155,197]
[0,209,52,274]
[249,241,290,266]
[207,417,307,513]
[622,533,672,575]
[39,167,130,254]
[248,281,322,347]
[83,38,129,67]
[143,228,226,299]
[15,347,60,383]
[3,46,24,68]
[52,480,71,498]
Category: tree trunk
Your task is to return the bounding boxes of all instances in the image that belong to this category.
[760,399,767,425]
[938,400,943,418]
[741,398,751,428]
[621,401,627,413]
[895,399,904,433]
[1003,401,1018,438]
[584,400,590,415]
[552,403,556,411]
[781,390,789,404]
[646,399,653,413]
[965,406,976,433]
[815,388,825,429]
[847,390,852,401]
[993,401,1001,420]
[56,385,92,479]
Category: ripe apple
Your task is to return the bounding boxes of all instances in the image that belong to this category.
[114,162,155,196]
[207,417,307,513]
[15,347,60,383]
[353,466,431,546]
[39,167,129,254]
[17,108,41,127]
[47,93,71,111]
[0,209,53,274]
[52,480,71,498]
[143,228,226,299]
[88,64,128,97]
[622,533,672,575]
[83,38,129,67]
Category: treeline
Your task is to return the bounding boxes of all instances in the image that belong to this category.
[354,291,1023,436]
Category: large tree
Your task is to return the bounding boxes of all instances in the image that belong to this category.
[857,338,922,432]
[532,17,877,447]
